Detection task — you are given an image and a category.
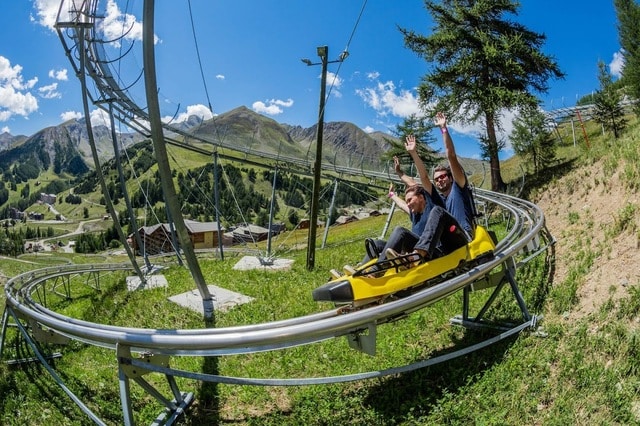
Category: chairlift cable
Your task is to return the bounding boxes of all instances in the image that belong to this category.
[187,0,214,116]
[322,0,368,108]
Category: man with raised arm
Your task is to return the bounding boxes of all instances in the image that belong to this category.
[358,134,444,266]
[355,112,476,273]
[409,111,476,262]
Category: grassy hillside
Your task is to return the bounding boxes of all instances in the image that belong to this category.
[1,114,640,425]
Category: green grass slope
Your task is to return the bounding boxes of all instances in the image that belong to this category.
[1,115,640,425]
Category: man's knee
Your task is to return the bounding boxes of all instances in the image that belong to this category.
[429,206,447,221]
[391,225,406,235]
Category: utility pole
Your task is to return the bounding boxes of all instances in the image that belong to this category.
[302,46,348,270]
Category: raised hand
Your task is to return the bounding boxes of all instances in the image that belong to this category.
[434,112,447,129]
[405,134,417,152]
[393,156,402,174]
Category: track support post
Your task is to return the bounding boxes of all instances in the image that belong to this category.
[117,344,193,426]
[346,322,377,356]
[453,258,535,331]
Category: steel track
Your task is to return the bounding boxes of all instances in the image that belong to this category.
[3,190,545,356]
[27,3,552,357]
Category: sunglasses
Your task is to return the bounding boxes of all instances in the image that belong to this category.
[434,174,449,181]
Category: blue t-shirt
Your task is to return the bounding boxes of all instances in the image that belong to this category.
[410,188,445,235]
[442,181,475,235]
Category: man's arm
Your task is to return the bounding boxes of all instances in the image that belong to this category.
[394,156,417,186]
[435,112,467,188]
[405,135,435,195]
[388,183,410,214]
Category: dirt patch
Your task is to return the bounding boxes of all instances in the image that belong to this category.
[534,161,640,320]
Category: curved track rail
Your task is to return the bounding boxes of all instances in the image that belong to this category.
[3,190,546,358]
[2,189,551,424]
[35,3,552,359]
[32,1,548,360]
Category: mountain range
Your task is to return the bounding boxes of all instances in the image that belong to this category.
[0,106,396,177]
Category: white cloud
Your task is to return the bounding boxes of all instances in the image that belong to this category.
[355,74,517,145]
[89,108,111,127]
[0,57,37,90]
[447,109,516,139]
[325,71,344,98]
[253,101,282,115]
[438,109,517,159]
[162,104,214,123]
[356,80,420,119]
[272,98,294,107]
[0,58,22,82]
[49,68,69,81]
[442,106,518,153]
[0,56,39,121]
[366,71,380,80]
[99,0,159,46]
[127,118,150,133]
[62,108,143,132]
[252,98,294,116]
[216,74,225,80]
[498,109,518,138]
[38,82,61,99]
[363,125,375,133]
[33,0,159,45]
[610,50,625,78]
[60,110,83,121]
[2,126,10,134]
[24,77,38,90]
[31,0,64,30]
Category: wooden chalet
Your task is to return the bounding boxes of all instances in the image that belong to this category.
[130,219,224,255]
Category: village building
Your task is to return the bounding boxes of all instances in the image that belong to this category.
[225,224,270,244]
[129,219,225,256]
[334,214,358,225]
[28,212,44,221]
[9,207,25,220]
[40,193,57,204]
[297,219,325,230]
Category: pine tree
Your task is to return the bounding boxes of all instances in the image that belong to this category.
[383,114,439,172]
[592,60,627,139]
[614,0,640,116]
[400,0,564,191]
[510,104,556,175]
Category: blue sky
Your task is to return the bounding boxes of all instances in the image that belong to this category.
[0,1,622,159]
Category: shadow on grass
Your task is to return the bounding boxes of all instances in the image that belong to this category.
[361,329,519,421]
[529,228,556,313]
[187,313,221,425]
[518,157,578,200]
[1,335,124,424]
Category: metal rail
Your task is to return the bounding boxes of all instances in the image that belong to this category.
[3,190,545,356]
[1,104,549,420]
[0,189,551,426]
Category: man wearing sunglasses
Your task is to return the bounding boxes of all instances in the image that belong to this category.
[408,112,476,262]
[354,133,444,269]
[353,112,476,274]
